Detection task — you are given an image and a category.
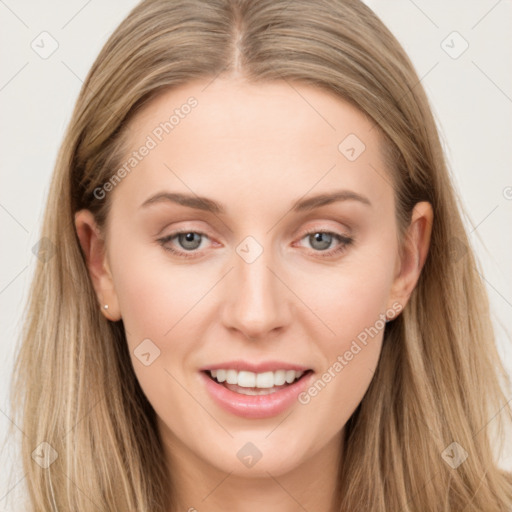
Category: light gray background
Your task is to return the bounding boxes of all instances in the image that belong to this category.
[1,1,511,509]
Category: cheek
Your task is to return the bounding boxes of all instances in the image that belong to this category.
[109,240,210,343]
[294,252,395,347]
[291,243,395,413]
[108,242,212,414]
[293,278,390,437]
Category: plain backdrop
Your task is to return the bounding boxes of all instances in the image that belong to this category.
[1,0,511,509]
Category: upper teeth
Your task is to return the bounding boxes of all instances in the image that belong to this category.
[210,369,304,388]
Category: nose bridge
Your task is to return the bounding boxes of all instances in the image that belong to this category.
[222,235,290,339]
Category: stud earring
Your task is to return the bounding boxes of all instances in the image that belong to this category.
[103,304,109,310]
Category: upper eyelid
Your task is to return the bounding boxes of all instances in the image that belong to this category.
[159,218,351,237]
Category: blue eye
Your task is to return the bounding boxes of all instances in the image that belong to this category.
[307,232,334,251]
[157,229,354,260]
[176,232,203,250]
[157,231,208,259]
[299,230,354,257]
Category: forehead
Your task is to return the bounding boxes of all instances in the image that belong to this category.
[115,77,391,211]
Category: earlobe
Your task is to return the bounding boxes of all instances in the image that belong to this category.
[388,201,433,309]
[74,209,122,321]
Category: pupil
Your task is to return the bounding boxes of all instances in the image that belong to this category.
[179,232,201,250]
[310,233,332,251]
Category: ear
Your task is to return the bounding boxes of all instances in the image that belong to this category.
[387,201,433,311]
[74,209,121,321]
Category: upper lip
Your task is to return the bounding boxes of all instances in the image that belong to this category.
[200,360,312,373]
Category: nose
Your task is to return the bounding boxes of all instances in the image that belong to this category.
[221,243,292,341]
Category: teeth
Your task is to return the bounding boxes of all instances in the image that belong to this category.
[226,369,237,384]
[208,369,305,388]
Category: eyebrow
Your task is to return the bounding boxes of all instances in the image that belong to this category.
[140,189,372,213]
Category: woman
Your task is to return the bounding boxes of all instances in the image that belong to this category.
[10,0,512,510]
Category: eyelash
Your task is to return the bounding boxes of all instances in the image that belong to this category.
[157,229,354,260]
[299,228,354,257]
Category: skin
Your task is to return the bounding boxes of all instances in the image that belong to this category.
[76,77,432,512]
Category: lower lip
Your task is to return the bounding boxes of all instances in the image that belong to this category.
[200,371,314,419]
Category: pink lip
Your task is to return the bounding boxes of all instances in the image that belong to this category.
[199,360,312,373]
[200,370,314,419]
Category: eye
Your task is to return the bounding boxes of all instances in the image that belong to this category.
[175,232,203,250]
[157,228,353,260]
[297,230,353,257]
[157,230,210,259]
[307,232,334,251]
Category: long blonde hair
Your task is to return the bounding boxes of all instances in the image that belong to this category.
[9,0,512,510]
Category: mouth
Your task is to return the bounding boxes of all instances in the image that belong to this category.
[199,367,315,419]
[203,368,313,396]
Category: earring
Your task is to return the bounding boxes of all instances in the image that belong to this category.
[103,304,109,310]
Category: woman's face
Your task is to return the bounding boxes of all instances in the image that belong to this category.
[80,77,429,480]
